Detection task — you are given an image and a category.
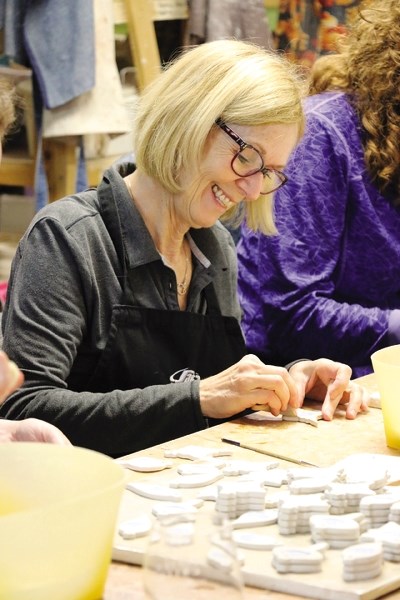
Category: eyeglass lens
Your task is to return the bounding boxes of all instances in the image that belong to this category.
[232,149,285,194]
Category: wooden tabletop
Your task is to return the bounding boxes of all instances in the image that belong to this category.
[103,373,400,600]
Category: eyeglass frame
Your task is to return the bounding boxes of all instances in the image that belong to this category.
[215,118,288,195]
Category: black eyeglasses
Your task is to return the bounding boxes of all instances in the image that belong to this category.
[215,118,288,195]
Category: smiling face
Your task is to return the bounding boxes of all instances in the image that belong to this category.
[177,121,299,229]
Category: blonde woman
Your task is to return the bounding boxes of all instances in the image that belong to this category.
[1,41,368,457]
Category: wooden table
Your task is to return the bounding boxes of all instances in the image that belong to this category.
[103,374,400,600]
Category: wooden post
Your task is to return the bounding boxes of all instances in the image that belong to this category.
[124,0,161,90]
[43,138,78,202]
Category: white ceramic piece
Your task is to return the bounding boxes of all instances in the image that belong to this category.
[178,463,222,476]
[151,500,201,519]
[164,445,233,461]
[360,521,400,561]
[207,546,234,573]
[118,515,152,539]
[169,469,224,488]
[126,481,182,502]
[222,460,279,477]
[289,477,331,495]
[118,456,173,472]
[272,546,324,574]
[232,509,278,529]
[281,406,323,427]
[233,531,282,550]
[342,543,383,582]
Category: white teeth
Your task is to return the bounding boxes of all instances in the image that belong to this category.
[212,184,233,209]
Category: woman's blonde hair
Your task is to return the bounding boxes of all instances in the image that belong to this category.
[134,39,305,234]
[0,79,17,140]
[310,0,400,199]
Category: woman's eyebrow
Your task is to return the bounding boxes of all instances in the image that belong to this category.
[267,163,286,170]
[249,141,285,169]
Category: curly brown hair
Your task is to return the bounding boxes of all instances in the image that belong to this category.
[309,0,400,199]
[0,78,17,140]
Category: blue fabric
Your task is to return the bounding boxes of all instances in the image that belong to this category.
[237,92,400,378]
[2,0,94,109]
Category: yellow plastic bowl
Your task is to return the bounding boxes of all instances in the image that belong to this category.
[0,443,125,600]
[371,344,400,450]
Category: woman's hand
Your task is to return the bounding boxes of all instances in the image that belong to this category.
[0,351,24,404]
[199,354,299,418]
[288,358,370,420]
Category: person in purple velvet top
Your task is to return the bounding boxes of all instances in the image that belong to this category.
[237,0,400,379]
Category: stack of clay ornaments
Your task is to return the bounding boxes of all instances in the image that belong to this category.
[361,521,400,562]
[324,482,376,514]
[389,501,400,525]
[277,494,330,535]
[310,514,360,549]
[272,545,325,574]
[360,493,400,528]
[215,481,266,519]
[342,542,383,582]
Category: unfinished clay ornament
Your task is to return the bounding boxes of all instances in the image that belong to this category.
[169,469,224,489]
[164,445,233,461]
[126,481,182,502]
[272,546,324,574]
[281,406,323,427]
[118,514,152,539]
[118,456,173,472]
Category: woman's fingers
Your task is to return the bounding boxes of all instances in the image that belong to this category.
[199,355,298,419]
[289,358,369,420]
[250,389,288,415]
[322,381,370,420]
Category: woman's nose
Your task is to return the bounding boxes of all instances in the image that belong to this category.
[236,171,264,201]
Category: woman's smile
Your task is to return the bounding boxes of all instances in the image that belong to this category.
[211,184,235,210]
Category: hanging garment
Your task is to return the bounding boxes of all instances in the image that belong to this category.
[42,0,131,138]
[188,0,273,48]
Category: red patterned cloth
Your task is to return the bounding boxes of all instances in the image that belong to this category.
[274,0,361,68]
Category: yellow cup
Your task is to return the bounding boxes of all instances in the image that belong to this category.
[371,344,400,450]
[0,443,125,600]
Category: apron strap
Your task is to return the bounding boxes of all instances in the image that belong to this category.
[202,282,223,316]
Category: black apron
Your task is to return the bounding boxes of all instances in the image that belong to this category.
[85,181,247,402]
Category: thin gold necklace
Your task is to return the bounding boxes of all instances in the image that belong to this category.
[126,177,192,296]
[177,244,190,296]
[158,243,190,296]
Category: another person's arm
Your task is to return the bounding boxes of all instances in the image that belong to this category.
[238,99,399,375]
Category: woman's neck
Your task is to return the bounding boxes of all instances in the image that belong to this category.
[126,170,188,254]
